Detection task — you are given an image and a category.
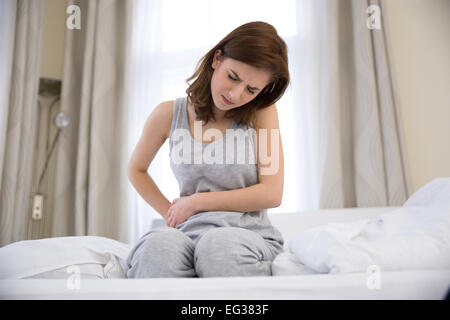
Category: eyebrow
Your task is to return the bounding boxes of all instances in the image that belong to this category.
[229,69,261,91]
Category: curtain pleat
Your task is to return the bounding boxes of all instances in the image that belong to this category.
[0,0,46,246]
[51,0,134,243]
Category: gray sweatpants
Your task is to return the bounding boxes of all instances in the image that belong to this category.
[125,227,280,278]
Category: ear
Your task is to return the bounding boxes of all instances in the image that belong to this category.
[212,49,222,69]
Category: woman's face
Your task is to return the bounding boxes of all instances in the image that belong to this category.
[211,50,271,114]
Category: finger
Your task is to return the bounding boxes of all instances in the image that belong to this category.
[172,217,178,228]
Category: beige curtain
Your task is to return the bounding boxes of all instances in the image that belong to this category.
[51,0,133,243]
[0,0,46,247]
[295,0,411,208]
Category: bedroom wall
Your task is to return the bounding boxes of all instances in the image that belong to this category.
[383,0,450,193]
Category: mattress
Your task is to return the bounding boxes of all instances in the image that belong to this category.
[1,269,449,300]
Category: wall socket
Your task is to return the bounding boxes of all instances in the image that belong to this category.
[32,194,44,220]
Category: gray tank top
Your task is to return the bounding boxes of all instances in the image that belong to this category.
[168,96,283,252]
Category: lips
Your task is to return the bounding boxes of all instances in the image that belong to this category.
[221,95,233,105]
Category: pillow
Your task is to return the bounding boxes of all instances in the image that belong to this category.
[268,206,398,248]
[289,205,450,274]
[404,177,450,208]
[288,178,450,274]
[0,236,131,279]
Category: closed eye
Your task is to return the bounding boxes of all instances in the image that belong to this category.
[228,75,256,94]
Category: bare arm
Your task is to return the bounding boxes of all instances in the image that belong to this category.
[127,101,174,219]
[193,183,275,213]
[192,103,284,212]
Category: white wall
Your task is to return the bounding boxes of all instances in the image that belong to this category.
[384,0,450,193]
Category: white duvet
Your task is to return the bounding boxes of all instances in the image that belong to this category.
[0,236,131,279]
[289,178,450,274]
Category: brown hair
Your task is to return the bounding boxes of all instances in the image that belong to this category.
[185,21,290,127]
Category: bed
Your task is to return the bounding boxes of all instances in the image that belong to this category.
[1,178,449,300]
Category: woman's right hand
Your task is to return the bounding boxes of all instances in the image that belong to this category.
[165,196,198,228]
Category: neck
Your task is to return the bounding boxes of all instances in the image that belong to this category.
[211,105,227,123]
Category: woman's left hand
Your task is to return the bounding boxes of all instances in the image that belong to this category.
[166,195,198,228]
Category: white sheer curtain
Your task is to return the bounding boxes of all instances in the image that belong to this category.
[0,0,46,246]
[128,0,304,242]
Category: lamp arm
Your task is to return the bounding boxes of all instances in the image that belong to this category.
[37,128,61,192]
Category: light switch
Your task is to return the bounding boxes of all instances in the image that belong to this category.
[32,194,44,220]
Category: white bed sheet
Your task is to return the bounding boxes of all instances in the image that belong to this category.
[1,206,449,300]
[268,206,400,249]
[1,269,448,300]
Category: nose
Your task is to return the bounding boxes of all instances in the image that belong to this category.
[229,84,245,102]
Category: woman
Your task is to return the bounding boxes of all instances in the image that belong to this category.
[126,21,290,278]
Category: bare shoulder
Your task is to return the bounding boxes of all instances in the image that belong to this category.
[254,103,280,130]
[144,100,174,141]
